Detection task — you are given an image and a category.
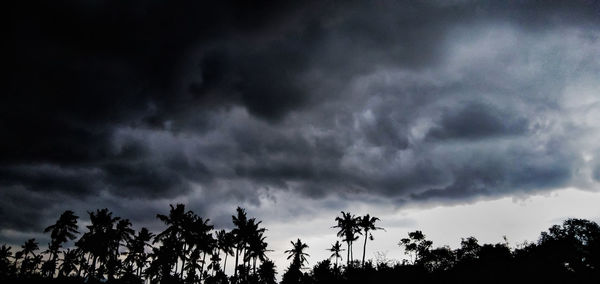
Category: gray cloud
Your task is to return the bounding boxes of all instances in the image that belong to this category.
[3,0,600,246]
[426,102,529,141]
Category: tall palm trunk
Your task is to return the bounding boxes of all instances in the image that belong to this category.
[350,241,354,264]
[200,251,207,281]
[223,252,228,273]
[346,242,350,265]
[174,254,178,275]
[241,247,246,276]
[362,231,368,266]
[180,244,186,280]
[234,246,239,280]
[91,255,97,278]
[47,251,57,278]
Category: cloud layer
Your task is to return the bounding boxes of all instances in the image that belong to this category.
[4,1,600,244]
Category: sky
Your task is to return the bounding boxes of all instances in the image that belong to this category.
[5,0,600,275]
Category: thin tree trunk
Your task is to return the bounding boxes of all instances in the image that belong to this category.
[180,244,185,280]
[347,242,350,265]
[200,251,207,281]
[91,256,97,278]
[48,251,57,278]
[174,254,178,275]
[224,252,228,273]
[234,246,239,280]
[241,248,246,278]
[362,231,368,266]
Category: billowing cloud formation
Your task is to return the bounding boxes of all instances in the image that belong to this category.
[4,0,600,242]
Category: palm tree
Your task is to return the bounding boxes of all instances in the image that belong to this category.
[285,239,310,268]
[19,238,39,276]
[124,227,154,277]
[43,210,79,278]
[83,208,120,278]
[0,244,13,277]
[217,230,235,274]
[188,216,214,281]
[246,231,270,276]
[333,211,361,265]
[58,248,79,277]
[106,218,134,280]
[13,251,23,275]
[156,203,193,278]
[328,241,345,268]
[231,206,248,280]
[258,259,277,284]
[184,249,203,283]
[244,218,267,276]
[358,214,384,266]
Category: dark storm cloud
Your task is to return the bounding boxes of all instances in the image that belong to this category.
[3,0,600,241]
[411,147,574,201]
[426,102,529,141]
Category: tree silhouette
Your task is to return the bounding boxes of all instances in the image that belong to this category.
[156,203,193,279]
[357,214,383,266]
[82,208,120,279]
[215,229,235,274]
[19,238,39,276]
[124,227,154,277]
[399,230,433,265]
[258,259,277,284]
[2,208,600,284]
[456,236,480,262]
[231,206,248,281]
[333,211,360,265]
[0,244,12,278]
[282,239,309,284]
[285,239,309,268]
[43,210,79,278]
[328,241,344,268]
[189,216,214,281]
[57,248,80,277]
[245,219,269,277]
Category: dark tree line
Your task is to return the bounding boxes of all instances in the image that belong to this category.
[0,206,599,284]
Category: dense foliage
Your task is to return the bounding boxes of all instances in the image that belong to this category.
[0,205,598,284]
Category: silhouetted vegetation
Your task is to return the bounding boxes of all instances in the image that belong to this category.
[1,206,598,283]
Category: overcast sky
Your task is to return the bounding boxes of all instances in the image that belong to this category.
[5,0,600,274]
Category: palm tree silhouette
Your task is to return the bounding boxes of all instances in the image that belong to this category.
[83,208,120,279]
[43,210,79,278]
[188,216,214,281]
[258,259,277,284]
[231,206,248,281]
[358,214,384,266]
[0,244,12,277]
[246,230,270,276]
[285,239,310,268]
[13,250,23,275]
[58,248,79,277]
[333,211,361,265]
[156,203,193,278]
[124,227,154,277]
[328,241,345,268]
[106,218,134,280]
[184,249,203,283]
[243,218,267,277]
[218,229,235,274]
[19,238,39,276]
